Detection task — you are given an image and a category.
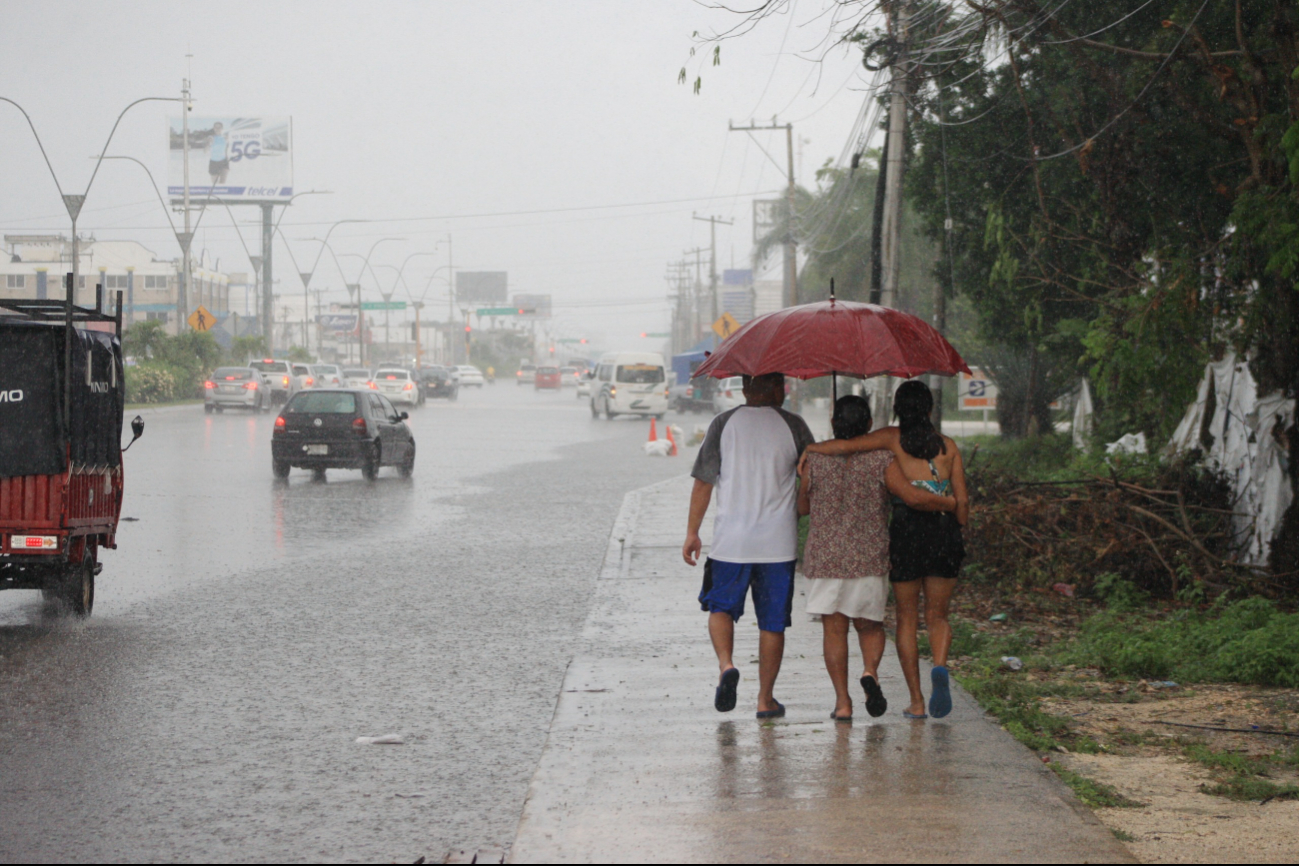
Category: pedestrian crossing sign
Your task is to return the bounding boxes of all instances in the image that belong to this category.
[187,305,216,332]
[712,312,741,340]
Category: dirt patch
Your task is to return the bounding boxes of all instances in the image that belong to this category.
[941,583,1299,863]
[1062,753,1299,863]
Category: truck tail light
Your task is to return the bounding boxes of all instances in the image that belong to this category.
[306,377,315,387]
[368,381,378,389]
[282,376,290,387]
[12,535,58,550]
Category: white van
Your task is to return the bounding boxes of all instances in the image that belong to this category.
[589,352,669,419]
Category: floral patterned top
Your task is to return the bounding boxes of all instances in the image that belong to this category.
[803,451,892,579]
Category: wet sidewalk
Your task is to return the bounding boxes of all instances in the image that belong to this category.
[509,474,1134,864]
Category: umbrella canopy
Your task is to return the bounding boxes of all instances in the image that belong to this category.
[692,299,970,381]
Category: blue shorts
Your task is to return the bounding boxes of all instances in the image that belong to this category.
[698,558,796,633]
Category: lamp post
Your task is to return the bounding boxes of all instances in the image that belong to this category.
[353,237,404,366]
[2,93,182,308]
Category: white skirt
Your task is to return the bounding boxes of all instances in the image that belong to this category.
[805,575,888,622]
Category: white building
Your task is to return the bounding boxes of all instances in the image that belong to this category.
[0,234,231,334]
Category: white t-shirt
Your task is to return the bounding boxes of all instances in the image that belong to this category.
[691,405,815,563]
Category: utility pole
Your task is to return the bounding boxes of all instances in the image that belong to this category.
[180,77,192,331]
[261,203,274,353]
[692,214,734,326]
[865,0,912,429]
[682,247,707,344]
[880,1,910,311]
[730,119,797,307]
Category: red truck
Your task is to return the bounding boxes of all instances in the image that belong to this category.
[0,276,143,616]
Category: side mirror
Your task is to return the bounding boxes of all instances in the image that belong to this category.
[123,415,145,452]
[398,411,409,421]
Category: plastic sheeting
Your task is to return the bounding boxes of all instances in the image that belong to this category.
[1167,355,1295,565]
[1072,379,1094,450]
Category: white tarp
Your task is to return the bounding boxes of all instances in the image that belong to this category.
[1167,354,1295,564]
[1072,378,1094,450]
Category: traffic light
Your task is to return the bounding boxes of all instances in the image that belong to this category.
[464,324,472,333]
[640,332,647,338]
[580,338,587,344]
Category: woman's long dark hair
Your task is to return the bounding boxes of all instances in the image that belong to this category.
[831,395,872,440]
[894,380,945,459]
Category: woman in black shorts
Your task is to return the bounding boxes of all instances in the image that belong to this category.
[887,381,968,719]
[800,380,969,719]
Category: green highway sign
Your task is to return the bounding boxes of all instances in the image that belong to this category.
[642,332,671,338]
[476,307,518,316]
[360,301,406,311]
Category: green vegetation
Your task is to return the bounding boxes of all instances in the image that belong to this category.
[123,321,273,404]
[1050,766,1144,809]
[1063,598,1299,688]
[1184,744,1299,802]
[1111,829,1137,843]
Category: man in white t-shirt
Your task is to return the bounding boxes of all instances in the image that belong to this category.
[683,372,814,718]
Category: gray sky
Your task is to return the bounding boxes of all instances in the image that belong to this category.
[0,0,872,348]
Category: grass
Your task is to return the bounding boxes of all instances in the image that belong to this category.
[1051,766,1145,808]
[1181,743,1299,802]
[1200,776,1299,801]
[1061,597,1299,687]
[1111,828,1138,843]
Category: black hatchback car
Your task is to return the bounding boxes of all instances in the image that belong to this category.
[417,365,459,401]
[271,389,415,481]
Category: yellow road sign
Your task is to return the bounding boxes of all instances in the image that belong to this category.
[188,305,216,332]
[712,312,741,340]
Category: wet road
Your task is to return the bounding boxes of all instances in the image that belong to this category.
[0,384,687,862]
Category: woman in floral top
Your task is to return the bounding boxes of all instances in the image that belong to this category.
[797,396,955,722]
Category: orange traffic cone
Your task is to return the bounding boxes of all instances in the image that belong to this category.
[648,417,658,442]
[665,424,678,456]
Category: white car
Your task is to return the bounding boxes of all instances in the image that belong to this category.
[454,365,485,387]
[576,370,594,399]
[371,368,421,406]
[310,364,344,388]
[712,376,745,414]
[343,367,373,389]
[291,363,316,391]
[560,366,581,387]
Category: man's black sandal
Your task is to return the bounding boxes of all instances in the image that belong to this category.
[715,668,740,713]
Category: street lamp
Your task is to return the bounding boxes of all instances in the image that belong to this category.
[2,94,182,306]
[354,237,404,365]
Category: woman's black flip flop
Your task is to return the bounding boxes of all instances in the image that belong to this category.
[715,668,740,713]
[830,710,853,723]
[860,675,888,718]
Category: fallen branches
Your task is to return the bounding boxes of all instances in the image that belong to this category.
[965,459,1248,597]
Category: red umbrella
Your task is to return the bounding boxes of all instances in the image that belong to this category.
[692,297,970,381]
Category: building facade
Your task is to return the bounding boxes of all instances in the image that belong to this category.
[0,234,231,334]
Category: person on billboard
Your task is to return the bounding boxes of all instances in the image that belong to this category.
[205,122,230,186]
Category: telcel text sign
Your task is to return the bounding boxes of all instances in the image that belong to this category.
[168,116,293,201]
[958,367,998,410]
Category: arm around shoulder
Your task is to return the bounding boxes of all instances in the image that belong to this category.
[806,426,898,456]
[886,460,955,512]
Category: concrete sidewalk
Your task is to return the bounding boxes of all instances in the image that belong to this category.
[510,475,1133,864]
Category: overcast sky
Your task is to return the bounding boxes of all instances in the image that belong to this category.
[0,0,875,348]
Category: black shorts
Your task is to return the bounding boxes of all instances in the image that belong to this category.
[209,159,229,176]
[889,506,965,582]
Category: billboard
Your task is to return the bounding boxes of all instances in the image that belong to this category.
[168,116,292,201]
[456,272,508,305]
[512,293,552,319]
